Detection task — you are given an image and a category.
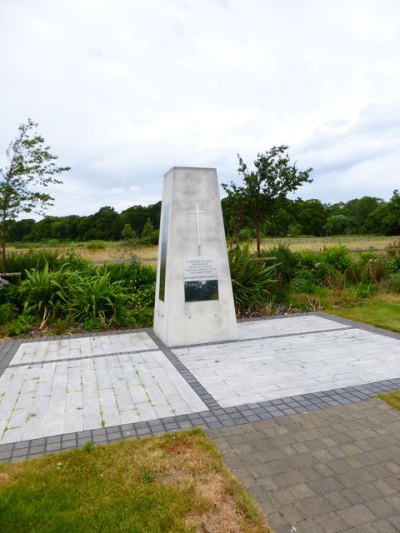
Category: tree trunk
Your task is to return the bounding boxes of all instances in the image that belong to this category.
[255,219,261,257]
[255,194,261,258]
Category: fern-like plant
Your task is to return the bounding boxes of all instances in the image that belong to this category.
[228,244,276,314]
[18,263,77,327]
[69,271,125,324]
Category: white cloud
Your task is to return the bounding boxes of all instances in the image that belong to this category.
[1,0,400,218]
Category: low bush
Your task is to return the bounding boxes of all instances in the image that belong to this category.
[385,274,400,293]
[4,314,38,336]
[69,271,125,325]
[85,240,106,250]
[353,283,377,299]
[5,250,60,277]
[321,245,352,272]
[290,270,319,294]
[262,244,300,284]
[18,264,78,327]
[0,303,17,324]
[99,262,156,289]
[228,244,275,314]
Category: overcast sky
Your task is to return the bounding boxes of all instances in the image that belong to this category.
[1,0,399,218]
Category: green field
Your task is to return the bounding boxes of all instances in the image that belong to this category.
[6,235,400,265]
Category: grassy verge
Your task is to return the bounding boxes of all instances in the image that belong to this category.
[326,294,400,333]
[0,429,270,533]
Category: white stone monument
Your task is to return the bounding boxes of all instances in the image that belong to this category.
[153,167,238,347]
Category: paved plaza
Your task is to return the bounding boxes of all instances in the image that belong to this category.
[0,312,400,530]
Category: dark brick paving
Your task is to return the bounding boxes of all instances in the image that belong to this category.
[209,398,400,532]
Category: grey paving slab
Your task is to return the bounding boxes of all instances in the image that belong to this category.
[238,313,352,339]
[209,398,400,532]
[11,332,158,365]
[173,323,400,407]
[0,349,207,444]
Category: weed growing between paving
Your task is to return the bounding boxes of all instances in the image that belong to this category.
[377,390,400,411]
[0,430,270,533]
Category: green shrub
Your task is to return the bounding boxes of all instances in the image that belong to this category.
[57,250,91,271]
[353,283,377,299]
[298,249,321,270]
[99,263,156,289]
[228,244,275,313]
[262,244,300,284]
[290,271,319,294]
[69,271,125,324]
[117,284,155,327]
[18,264,78,326]
[392,253,400,272]
[85,240,106,251]
[321,246,352,272]
[4,314,38,336]
[345,259,365,284]
[362,258,394,284]
[5,250,60,277]
[0,303,17,324]
[237,227,254,242]
[385,274,400,293]
[0,283,19,306]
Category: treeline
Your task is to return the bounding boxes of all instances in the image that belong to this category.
[8,203,162,243]
[7,191,400,243]
[223,190,400,238]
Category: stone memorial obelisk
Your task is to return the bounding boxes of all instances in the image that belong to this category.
[153,167,238,347]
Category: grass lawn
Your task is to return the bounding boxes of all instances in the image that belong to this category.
[0,429,270,533]
[327,295,400,333]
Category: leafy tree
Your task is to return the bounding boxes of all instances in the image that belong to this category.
[7,218,36,242]
[363,190,400,235]
[121,223,136,241]
[141,218,158,245]
[0,119,69,273]
[343,196,383,232]
[324,214,351,235]
[294,198,328,236]
[222,146,313,256]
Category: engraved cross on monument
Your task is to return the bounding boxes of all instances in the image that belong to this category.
[188,203,206,255]
[153,167,238,347]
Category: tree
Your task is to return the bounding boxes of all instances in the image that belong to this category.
[121,223,136,241]
[0,119,70,273]
[343,196,383,232]
[294,198,328,236]
[324,214,351,235]
[141,218,157,245]
[222,146,313,256]
[363,190,400,235]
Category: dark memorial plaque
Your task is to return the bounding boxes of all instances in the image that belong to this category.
[184,280,219,302]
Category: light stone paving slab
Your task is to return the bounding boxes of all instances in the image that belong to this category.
[11,332,158,365]
[238,314,351,339]
[0,349,207,444]
[173,319,400,407]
